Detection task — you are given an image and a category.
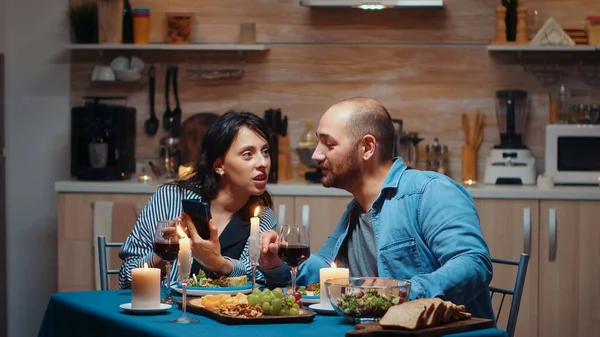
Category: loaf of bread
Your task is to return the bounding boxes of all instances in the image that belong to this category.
[379,298,471,330]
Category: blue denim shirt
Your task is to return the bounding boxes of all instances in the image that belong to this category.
[264,158,495,320]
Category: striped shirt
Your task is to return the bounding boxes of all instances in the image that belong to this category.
[118,184,278,289]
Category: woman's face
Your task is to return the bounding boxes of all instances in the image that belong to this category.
[217,126,271,196]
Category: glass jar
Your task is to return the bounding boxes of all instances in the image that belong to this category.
[166,12,193,44]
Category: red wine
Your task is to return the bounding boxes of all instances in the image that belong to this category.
[278,245,310,267]
[153,242,179,262]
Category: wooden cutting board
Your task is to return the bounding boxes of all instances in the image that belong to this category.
[180,300,317,325]
[345,318,494,337]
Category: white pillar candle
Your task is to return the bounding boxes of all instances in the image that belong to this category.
[249,207,260,259]
[250,206,260,239]
[319,262,349,305]
[131,263,161,309]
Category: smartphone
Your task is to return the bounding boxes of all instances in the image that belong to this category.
[182,199,212,240]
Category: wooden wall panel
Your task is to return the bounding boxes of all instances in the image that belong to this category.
[70,0,600,181]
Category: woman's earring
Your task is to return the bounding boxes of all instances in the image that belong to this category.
[218,170,224,176]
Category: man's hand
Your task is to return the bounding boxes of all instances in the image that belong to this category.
[259,230,284,270]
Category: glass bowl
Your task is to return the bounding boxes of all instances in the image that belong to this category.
[325,277,411,324]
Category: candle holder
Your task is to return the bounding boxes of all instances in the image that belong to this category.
[248,236,260,289]
[171,242,198,323]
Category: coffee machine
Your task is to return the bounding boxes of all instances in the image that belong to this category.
[483,90,536,185]
[71,96,136,181]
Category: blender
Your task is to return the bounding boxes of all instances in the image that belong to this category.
[483,90,537,185]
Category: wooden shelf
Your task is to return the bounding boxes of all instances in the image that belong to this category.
[67,43,269,51]
[487,45,597,51]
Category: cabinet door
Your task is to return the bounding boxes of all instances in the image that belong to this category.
[539,201,600,337]
[474,199,539,337]
[293,196,352,254]
[270,196,294,226]
[58,193,152,292]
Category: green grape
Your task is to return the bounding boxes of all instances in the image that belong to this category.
[289,307,299,316]
[262,288,271,296]
[269,306,279,316]
[271,298,283,312]
[292,303,300,310]
[280,308,289,316]
[252,288,262,296]
[262,302,271,311]
[273,288,284,298]
[259,295,271,304]
[247,294,257,306]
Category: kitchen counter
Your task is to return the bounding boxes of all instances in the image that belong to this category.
[55,179,600,200]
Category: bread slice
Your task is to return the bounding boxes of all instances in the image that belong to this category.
[379,299,431,330]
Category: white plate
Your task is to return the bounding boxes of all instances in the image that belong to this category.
[308,302,338,315]
[119,303,172,314]
[301,297,320,305]
[171,284,254,297]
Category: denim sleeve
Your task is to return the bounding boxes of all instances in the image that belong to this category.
[409,177,493,304]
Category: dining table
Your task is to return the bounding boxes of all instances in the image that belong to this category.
[38,290,509,337]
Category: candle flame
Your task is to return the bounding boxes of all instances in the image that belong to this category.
[143,262,148,268]
[176,225,187,238]
[254,206,260,217]
[331,262,337,268]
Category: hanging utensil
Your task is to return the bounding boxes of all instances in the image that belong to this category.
[171,65,182,137]
[144,65,159,136]
[162,66,174,133]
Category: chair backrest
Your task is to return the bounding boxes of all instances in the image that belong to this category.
[489,253,530,337]
[97,236,124,291]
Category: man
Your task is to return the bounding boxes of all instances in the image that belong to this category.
[260,97,495,319]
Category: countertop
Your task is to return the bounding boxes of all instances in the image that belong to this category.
[55,179,600,200]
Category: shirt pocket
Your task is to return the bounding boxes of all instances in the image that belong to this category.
[379,237,423,278]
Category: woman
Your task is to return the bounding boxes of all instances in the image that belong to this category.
[118,111,281,289]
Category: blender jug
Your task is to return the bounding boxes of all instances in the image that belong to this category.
[495,90,529,149]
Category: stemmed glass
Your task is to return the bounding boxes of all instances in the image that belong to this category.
[153,219,179,304]
[277,224,310,294]
[170,234,198,324]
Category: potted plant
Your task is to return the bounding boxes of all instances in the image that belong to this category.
[68,2,98,44]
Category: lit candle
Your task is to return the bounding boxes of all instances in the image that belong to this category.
[250,207,260,239]
[131,262,161,309]
[319,262,349,306]
[248,207,260,260]
[177,225,192,277]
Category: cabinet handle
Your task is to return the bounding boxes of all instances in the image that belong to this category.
[523,207,531,254]
[549,208,557,262]
[302,204,310,227]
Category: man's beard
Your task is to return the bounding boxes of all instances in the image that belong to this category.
[321,155,361,190]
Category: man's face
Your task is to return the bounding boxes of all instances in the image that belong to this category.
[311,105,362,190]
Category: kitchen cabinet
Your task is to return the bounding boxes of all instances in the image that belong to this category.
[538,201,600,337]
[57,193,151,292]
[57,193,352,291]
[475,199,600,337]
[475,199,539,337]
[293,196,353,254]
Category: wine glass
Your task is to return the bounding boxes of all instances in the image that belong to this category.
[277,224,310,295]
[153,219,179,304]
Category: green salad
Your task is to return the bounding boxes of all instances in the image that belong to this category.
[336,289,404,317]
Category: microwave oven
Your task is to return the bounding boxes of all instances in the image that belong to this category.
[545,124,600,185]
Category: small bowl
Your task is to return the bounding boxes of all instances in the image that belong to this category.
[325,277,411,324]
[115,68,143,82]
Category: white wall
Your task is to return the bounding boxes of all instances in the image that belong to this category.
[5,0,70,336]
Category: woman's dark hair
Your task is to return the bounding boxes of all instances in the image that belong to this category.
[173,110,273,219]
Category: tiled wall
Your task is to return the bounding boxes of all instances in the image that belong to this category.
[70,0,600,181]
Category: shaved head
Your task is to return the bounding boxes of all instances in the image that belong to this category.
[324,97,395,162]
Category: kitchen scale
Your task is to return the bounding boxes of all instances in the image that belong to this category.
[484,90,537,185]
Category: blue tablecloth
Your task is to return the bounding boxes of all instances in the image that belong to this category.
[38,290,508,337]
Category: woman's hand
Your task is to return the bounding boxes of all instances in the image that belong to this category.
[182,213,232,275]
[259,230,284,270]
